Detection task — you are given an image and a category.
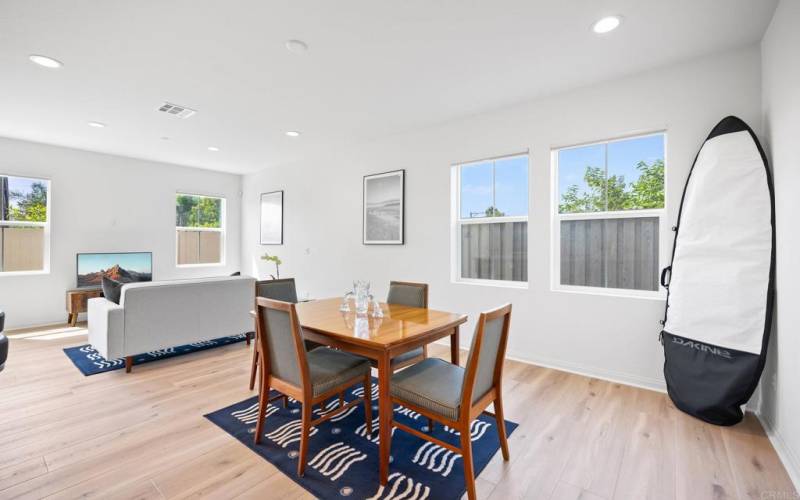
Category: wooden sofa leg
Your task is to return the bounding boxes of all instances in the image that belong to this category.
[125,356,133,373]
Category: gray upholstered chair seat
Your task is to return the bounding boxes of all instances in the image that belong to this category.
[308,347,371,397]
[390,358,465,420]
[391,347,424,366]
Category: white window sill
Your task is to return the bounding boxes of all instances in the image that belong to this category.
[552,284,666,301]
[452,278,529,290]
[0,270,49,277]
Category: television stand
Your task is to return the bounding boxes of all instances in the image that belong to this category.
[66,287,103,326]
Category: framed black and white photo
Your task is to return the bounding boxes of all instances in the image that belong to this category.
[363,170,404,245]
[260,190,283,245]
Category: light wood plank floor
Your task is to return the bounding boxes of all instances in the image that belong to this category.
[0,323,795,500]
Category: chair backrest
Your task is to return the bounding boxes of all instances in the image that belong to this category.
[387,281,428,308]
[256,278,298,303]
[255,297,309,391]
[461,304,512,407]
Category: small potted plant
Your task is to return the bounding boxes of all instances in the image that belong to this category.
[261,253,282,279]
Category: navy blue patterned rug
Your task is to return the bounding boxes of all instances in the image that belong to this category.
[63,334,248,376]
[205,381,517,499]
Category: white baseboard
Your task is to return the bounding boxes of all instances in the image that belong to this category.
[433,339,666,393]
[757,413,800,493]
[503,352,667,393]
[6,317,80,333]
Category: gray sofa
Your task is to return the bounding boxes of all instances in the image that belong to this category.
[88,276,255,371]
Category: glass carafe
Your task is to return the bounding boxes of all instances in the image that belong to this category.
[340,280,372,314]
[353,280,371,315]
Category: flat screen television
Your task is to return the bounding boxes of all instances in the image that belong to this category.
[76,252,153,288]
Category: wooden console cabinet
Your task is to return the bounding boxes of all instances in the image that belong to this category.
[66,288,103,326]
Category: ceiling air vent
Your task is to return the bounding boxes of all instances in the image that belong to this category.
[157,102,196,119]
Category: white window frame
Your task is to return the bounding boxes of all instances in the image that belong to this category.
[175,192,226,268]
[451,153,529,289]
[550,132,668,299]
[0,174,51,277]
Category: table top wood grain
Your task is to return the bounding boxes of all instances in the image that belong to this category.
[294,298,467,350]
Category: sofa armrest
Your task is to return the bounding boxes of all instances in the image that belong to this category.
[88,297,125,360]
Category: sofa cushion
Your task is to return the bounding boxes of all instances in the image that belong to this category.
[101,276,123,304]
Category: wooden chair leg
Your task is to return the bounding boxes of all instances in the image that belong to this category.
[282,395,289,408]
[249,348,259,390]
[297,403,312,477]
[254,382,270,445]
[494,395,510,461]
[125,356,133,373]
[427,417,434,432]
[364,374,373,434]
[460,426,477,500]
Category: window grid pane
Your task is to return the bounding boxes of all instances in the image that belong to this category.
[1,175,49,273]
[556,134,664,293]
[176,193,224,265]
[494,156,529,217]
[461,221,527,282]
[456,154,528,283]
[559,216,660,291]
[459,162,494,219]
[558,135,664,215]
[0,225,45,272]
[1,176,48,223]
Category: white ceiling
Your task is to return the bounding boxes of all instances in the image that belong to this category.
[0,0,777,174]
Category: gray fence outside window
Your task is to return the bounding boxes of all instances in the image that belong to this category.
[560,217,659,291]
[0,226,44,272]
[460,221,527,282]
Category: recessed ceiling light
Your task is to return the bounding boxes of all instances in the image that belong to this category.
[285,131,301,137]
[592,16,622,34]
[160,136,170,141]
[285,39,308,54]
[207,146,220,152]
[87,121,106,128]
[29,54,63,68]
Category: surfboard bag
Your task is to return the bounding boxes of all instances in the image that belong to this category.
[660,116,775,426]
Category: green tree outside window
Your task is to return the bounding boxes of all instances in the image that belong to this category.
[1,178,48,222]
[176,194,222,228]
[559,159,664,214]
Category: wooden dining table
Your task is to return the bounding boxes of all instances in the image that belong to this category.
[276,297,468,485]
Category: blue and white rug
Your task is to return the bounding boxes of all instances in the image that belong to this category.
[205,381,517,499]
[63,334,249,376]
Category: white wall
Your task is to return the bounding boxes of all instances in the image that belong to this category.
[242,46,762,390]
[759,0,800,488]
[0,138,242,329]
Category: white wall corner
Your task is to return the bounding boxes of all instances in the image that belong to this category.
[758,411,800,493]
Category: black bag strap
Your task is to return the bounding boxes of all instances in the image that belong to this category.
[660,266,672,289]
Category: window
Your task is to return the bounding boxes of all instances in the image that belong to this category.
[0,175,50,274]
[453,154,528,285]
[553,133,665,295]
[176,193,225,266]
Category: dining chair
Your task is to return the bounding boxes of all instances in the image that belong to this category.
[386,303,512,500]
[250,278,323,390]
[254,297,374,476]
[381,281,429,370]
